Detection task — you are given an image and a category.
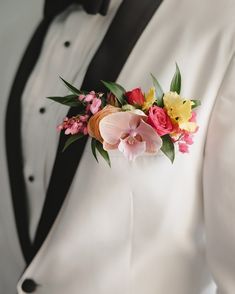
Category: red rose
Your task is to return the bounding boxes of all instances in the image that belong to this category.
[125,88,145,106]
[147,106,174,136]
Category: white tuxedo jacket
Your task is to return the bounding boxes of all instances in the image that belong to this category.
[0,0,235,293]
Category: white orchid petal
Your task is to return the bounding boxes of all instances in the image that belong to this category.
[118,137,146,161]
[136,120,162,153]
[100,112,142,145]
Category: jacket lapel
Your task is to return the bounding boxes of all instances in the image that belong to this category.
[6,0,164,264]
[33,0,164,258]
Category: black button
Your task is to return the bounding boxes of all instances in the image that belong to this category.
[64,41,71,47]
[21,279,37,293]
[28,175,35,182]
[39,107,46,114]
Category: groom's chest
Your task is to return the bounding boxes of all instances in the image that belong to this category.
[20,0,235,194]
[28,0,234,223]
[35,0,235,262]
[1,0,235,271]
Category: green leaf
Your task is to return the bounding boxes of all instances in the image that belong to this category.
[160,135,175,163]
[47,94,84,107]
[91,138,98,162]
[191,99,201,109]
[100,94,107,108]
[63,134,84,152]
[121,104,136,112]
[95,140,111,167]
[60,77,82,95]
[170,63,181,94]
[101,81,126,105]
[151,73,164,107]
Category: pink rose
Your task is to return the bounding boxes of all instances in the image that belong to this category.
[125,88,145,106]
[147,106,174,136]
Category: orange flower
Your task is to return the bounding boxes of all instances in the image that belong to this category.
[87,105,120,142]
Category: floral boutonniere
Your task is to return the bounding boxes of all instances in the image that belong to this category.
[48,64,201,166]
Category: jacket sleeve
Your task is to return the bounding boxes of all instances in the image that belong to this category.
[203,54,235,294]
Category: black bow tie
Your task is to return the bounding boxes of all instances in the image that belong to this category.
[44,0,111,18]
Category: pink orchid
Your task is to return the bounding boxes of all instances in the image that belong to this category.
[90,97,102,114]
[99,112,162,161]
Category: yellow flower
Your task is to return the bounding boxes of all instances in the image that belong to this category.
[163,91,195,130]
[142,87,156,111]
[179,121,197,132]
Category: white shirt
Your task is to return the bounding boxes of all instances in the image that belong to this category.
[21,1,123,241]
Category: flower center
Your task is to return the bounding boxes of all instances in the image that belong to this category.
[127,136,136,145]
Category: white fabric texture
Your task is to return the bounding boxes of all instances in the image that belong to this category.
[0,0,234,293]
